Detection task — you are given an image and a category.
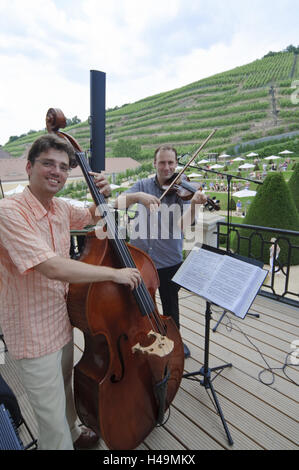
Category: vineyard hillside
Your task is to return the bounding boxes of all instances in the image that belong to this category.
[2,50,299,160]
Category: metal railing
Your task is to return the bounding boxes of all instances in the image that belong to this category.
[70,210,299,310]
[216,221,299,308]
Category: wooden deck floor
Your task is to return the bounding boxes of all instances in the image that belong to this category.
[1,293,298,451]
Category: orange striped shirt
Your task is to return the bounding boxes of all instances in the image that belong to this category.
[0,186,92,359]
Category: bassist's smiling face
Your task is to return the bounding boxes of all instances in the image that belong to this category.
[26,149,69,209]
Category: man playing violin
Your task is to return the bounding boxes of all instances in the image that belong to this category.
[0,134,141,450]
[114,145,207,359]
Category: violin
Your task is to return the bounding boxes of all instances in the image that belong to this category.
[161,173,220,211]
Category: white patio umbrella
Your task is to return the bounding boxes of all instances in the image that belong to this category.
[232,189,257,197]
[279,150,293,155]
[246,152,259,157]
[238,163,255,169]
[4,184,26,196]
[210,164,224,169]
[110,183,120,190]
[264,155,280,160]
[219,153,231,158]
[232,157,245,161]
[188,172,202,178]
[197,159,209,164]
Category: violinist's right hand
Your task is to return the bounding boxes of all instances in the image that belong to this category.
[115,268,142,290]
[114,192,160,211]
[137,192,160,211]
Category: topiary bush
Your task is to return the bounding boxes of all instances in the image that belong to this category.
[231,172,299,265]
[288,162,299,213]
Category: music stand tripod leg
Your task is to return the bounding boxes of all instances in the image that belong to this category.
[212,310,228,332]
[183,301,233,446]
[212,310,260,333]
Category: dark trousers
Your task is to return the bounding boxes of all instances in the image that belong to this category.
[157,263,182,330]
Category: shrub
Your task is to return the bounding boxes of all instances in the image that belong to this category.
[231,173,299,265]
[288,162,299,213]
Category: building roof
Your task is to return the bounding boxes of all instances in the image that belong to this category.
[0,157,141,183]
[0,148,12,159]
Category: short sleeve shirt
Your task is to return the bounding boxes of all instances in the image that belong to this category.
[124,177,190,269]
[0,187,92,359]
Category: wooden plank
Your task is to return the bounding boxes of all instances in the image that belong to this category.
[180,326,299,408]
[205,373,298,444]
[181,310,298,392]
[163,404,225,450]
[180,310,299,389]
[182,313,299,386]
[181,292,299,337]
[181,293,299,340]
[254,295,299,321]
[181,375,297,450]
[179,288,299,327]
[181,297,297,354]
[172,383,261,450]
[143,418,186,450]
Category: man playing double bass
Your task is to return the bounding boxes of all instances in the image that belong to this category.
[114,145,207,359]
[0,134,142,450]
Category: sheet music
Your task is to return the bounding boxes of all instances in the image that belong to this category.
[174,248,221,292]
[172,246,268,318]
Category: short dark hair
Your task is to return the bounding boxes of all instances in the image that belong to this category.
[27,134,75,166]
[154,145,178,161]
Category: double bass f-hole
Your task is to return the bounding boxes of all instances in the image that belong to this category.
[110,333,128,383]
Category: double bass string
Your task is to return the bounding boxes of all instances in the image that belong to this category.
[77,152,166,335]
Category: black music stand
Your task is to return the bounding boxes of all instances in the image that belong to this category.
[183,300,233,446]
[172,244,268,447]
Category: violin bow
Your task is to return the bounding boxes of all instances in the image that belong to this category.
[159,129,217,201]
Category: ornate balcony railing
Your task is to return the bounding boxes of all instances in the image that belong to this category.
[216,221,299,308]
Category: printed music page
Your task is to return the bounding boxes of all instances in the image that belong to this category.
[172,246,268,318]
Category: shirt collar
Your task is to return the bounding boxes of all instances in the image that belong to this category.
[22,186,55,220]
[154,175,163,190]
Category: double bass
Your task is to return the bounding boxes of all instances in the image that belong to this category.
[46,108,184,450]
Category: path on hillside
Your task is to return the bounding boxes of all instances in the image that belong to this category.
[234,130,299,153]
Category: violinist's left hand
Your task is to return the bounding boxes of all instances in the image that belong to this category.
[191,190,208,206]
[89,172,111,198]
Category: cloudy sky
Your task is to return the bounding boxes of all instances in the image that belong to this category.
[0,0,298,145]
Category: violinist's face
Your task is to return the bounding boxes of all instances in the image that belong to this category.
[154,149,177,185]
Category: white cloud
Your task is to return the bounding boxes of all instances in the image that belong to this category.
[0,0,298,145]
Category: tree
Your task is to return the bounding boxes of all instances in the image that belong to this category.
[285,44,298,54]
[288,162,299,213]
[8,135,19,143]
[113,139,141,159]
[231,173,299,265]
[66,116,81,126]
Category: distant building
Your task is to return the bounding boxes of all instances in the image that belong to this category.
[0,148,12,159]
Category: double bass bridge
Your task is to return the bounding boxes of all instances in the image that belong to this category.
[132,331,174,358]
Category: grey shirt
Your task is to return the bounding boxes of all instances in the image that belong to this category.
[125,176,190,269]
